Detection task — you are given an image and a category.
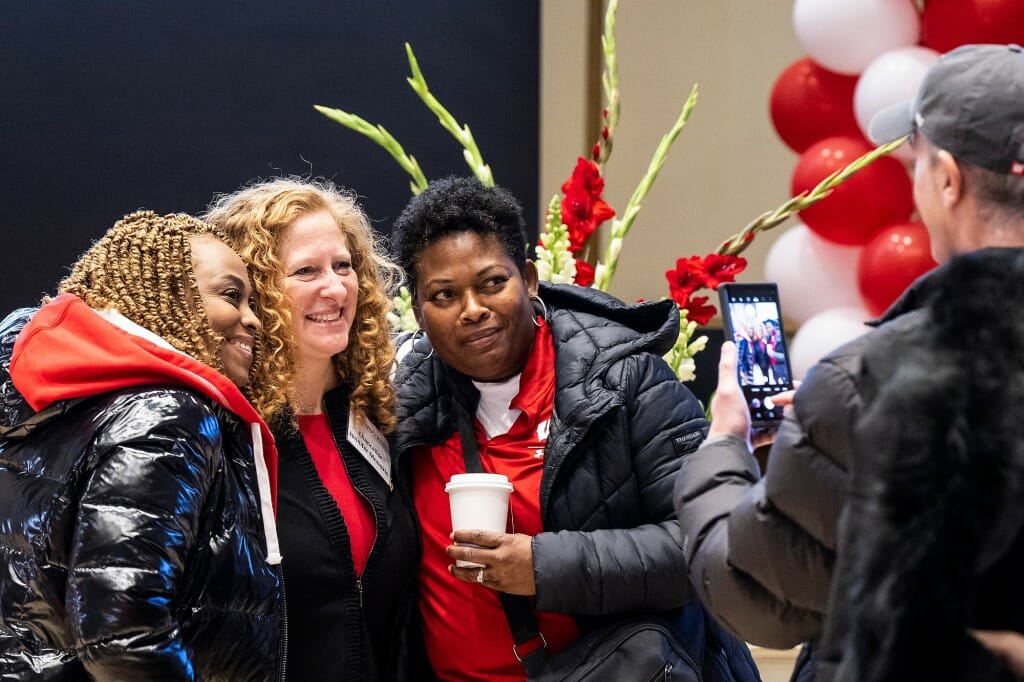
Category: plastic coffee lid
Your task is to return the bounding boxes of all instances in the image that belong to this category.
[445,473,514,492]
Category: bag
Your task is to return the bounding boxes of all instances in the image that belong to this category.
[530,616,698,682]
[528,605,761,682]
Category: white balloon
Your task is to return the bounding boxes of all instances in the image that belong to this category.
[793,0,921,75]
[789,306,872,380]
[764,224,865,325]
[855,46,939,162]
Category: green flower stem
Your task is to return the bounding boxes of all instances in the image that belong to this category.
[594,83,699,292]
[716,136,907,256]
[404,43,494,187]
[594,0,620,171]
[314,105,429,195]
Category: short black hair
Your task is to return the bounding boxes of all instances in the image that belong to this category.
[391,175,528,293]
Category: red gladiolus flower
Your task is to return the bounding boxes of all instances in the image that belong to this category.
[665,265,702,306]
[683,253,747,289]
[574,260,595,287]
[664,253,747,325]
[561,157,615,252]
[683,296,716,326]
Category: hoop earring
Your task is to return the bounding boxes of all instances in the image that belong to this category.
[411,328,434,360]
[530,296,548,327]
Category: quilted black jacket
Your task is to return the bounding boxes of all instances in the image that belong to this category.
[394,282,709,630]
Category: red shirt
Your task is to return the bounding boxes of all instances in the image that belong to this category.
[414,321,580,681]
[298,413,376,576]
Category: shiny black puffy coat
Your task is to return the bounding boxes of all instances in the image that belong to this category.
[0,310,281,680]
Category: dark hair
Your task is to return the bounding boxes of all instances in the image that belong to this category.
[960,162,1024,222]
[391,175,528,293]
[925,140,1024,223]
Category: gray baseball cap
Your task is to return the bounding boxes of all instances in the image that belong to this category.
[869,43,1024,176]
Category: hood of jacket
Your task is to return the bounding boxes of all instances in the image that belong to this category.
[2,294,278,509]
[394,281,681,453]
[539,281,679,422]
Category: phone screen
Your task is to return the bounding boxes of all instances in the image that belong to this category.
[717,283,794,427]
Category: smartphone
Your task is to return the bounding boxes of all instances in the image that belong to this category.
[717,283,794,428]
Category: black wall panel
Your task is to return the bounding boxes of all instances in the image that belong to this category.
[1,1,539,311]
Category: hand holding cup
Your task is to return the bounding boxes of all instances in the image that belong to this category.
[447,530,536,596]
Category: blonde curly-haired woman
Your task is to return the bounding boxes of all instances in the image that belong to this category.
[206,178,428,681]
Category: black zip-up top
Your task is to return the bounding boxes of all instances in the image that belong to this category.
[274,386,427,681]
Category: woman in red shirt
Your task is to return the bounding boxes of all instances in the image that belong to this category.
[206,178,428,681]
[391,176,757,681]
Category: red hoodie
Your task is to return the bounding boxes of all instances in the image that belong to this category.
[9,294,279,540]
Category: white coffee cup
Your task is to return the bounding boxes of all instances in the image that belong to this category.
[445,473,514,568]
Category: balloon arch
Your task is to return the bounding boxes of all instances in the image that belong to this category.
[765,0,1024,377]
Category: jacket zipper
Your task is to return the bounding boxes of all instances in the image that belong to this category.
[331,408,380,615]
[277,563,289,681]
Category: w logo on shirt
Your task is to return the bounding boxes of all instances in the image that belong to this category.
[536,419,550,442]
[530,419,551,459]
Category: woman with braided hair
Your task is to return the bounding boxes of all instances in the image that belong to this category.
[0,210,282,680]
[205,177,427,681]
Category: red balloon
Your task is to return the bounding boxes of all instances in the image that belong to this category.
[791,136,914,246]
[922,0,1024,53]
[769,57,865,153]
[857,222,938,316]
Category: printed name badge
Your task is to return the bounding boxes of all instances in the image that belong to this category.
[347,405,392,489]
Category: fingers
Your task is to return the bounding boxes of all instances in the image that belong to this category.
[449,562,493,586]
[718,341,739,388]
[445,533,537,596]
[708,342,753,442]
[971,630,1024,678]
[768,389,796,407]
[446,541,489,567]
[450,529,505,547]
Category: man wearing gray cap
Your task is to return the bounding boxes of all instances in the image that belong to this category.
[674,43,1024,681]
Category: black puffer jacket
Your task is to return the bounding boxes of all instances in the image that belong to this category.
[395,282,708,628]
[0,305,281,680]
[821,248,1024,681]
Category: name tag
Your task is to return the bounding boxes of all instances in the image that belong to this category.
[347,405,392,490]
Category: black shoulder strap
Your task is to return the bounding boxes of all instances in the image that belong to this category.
[451,394,549,676]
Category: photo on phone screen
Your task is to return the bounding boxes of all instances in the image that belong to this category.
[717,283,794,427]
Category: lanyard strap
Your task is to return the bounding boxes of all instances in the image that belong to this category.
[451,391,549,676]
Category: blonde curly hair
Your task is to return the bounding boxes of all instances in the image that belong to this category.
[58,210,268,392]
[204,177,400,432]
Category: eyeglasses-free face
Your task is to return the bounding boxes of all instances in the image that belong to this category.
[414,231,539,382]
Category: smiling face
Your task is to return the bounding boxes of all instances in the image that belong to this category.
[189,235,261,387]
[279,210,359,373]
[414,231,539,382]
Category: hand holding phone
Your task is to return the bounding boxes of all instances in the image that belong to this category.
[717,283,795,428]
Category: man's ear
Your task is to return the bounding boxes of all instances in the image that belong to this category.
[937,149,965,208]
[524,260,540,297]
